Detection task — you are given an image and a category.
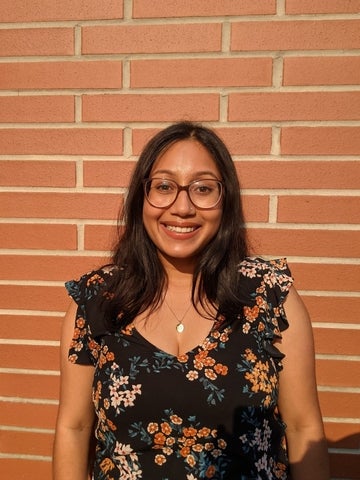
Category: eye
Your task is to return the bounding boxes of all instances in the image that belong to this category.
[191,181,216,195]
[151,179,176,194]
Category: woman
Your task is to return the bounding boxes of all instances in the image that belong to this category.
[53,122,329,479]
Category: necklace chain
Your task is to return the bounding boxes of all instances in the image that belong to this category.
[164,298,192,333]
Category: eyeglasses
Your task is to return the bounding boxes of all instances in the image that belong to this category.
[143,178,224,209]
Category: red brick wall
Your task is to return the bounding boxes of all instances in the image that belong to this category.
[0,1,359,478]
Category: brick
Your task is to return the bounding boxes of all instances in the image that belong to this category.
[325,422,360,449]
[0,96,75,123]
[290,263,360,292]
[319,391,359,418]
[302,296,360,324]
[0,160,76,187]
[229,92,360,121]
[0,224,77,250]
[0,192,122,220]
[84,225,118,251]
[0,285,67,311]
[277,196,360,224]
[231,20,360,51]
[247,228,360,258]
[82,94,219,122]
[0,255,107,281]
[284,56,360,86]
[329,452,360,479]
[212,128,273,156]
[0,0,123,22]
[0,400,57,429]
[0,128,123,155]
[82,24,221,54]
[0,459,51,480]
[235,161,360,190]
[0,314,62,341]
[316,359,360,388]
[281,127,360,155]
[286,0,360,14]
[0,61,122,90]
[83,160,135,187]
[1,429,54,457]
[0,373,59,400]
[313,328,360,356]
[132,127,272,156]
[0,27,73,56]
[132,128,159,156]
[0,344,59,371]
[242,195,269,222]
[131,58,272,88]
[133,0,276,17]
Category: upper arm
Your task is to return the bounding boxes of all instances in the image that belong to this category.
[56,300,95,429]
[277,286,324,434]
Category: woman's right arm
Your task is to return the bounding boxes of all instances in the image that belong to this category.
[53,300,96,480]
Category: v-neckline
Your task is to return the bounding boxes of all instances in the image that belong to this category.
[130,324,215,358]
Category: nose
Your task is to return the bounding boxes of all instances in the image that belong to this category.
[169,189,195,215]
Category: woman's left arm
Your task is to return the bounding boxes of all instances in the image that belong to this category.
[277,286,330,480]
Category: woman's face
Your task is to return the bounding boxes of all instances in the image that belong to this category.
[142,139,223,269]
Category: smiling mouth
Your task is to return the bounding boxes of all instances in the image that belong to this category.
[165,225,197,233]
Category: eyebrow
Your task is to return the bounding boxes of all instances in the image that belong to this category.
[151,169,220,179]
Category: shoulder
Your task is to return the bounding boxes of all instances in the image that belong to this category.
[238,256,292,288]
[238,256,291,275]
[237,256,294,312]
[65,264,118,304]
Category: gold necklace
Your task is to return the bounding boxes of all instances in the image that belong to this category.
[164,298,192,333]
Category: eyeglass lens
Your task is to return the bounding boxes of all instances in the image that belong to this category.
[145,178,222,209]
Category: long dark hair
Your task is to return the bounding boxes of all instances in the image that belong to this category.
[104,121,248,328]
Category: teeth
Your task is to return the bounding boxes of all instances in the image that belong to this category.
[166,225,196,233]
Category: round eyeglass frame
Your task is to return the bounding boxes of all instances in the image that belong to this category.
[143,178,224,210]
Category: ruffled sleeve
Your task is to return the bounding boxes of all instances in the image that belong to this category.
[65,266,115,366]
[238,257,294,368]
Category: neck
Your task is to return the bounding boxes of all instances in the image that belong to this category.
[158,253,197,285]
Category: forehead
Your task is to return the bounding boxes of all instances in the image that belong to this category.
[150,139,220,179]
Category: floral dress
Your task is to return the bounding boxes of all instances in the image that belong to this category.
[65,257,293,480]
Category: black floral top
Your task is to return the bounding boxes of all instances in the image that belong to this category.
[65,257,293,480]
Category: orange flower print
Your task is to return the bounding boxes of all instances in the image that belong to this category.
[147,423,159,435]
[244,305,260,322]
[203,356,216,367]
[186,454,196,467]
[183,427,197,438]
[258,322,265,332]
[155,454,166,465]
[192,443,204,452]
[100,457,115,473]
[197,427,211,438]
[180,446,191,457]
[186,370,199,381]
[87,273,104,287]
[154,432,166,446]
[177,353,189,363]
[213,363,228,376]
[68,353,78,363]
[170,414,182,425]
[76,317,85,328]
[161,422,172,435]
[242,322,251,334]
[205,465,216,478]
[205,368,217,381]
[244,348,257,362]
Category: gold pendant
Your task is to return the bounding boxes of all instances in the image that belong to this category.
[176,322,184,333]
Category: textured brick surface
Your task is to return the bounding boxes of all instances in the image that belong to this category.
[1,4,359,479]
[83,24,222,54]
[133,0,276,17]
[231,20,360,51]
